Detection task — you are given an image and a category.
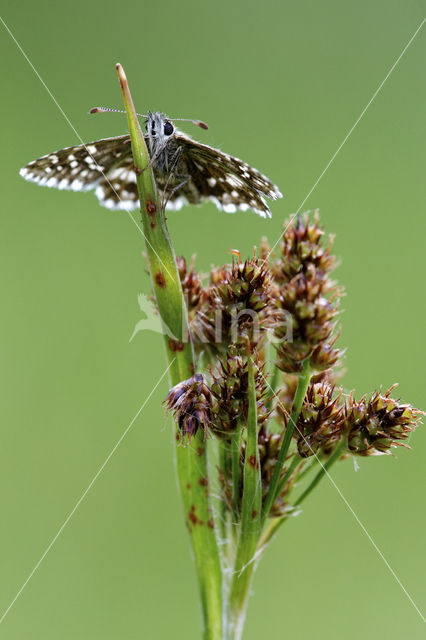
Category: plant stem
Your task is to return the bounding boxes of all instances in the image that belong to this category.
[218,439,229,543]
[274,453,301,498]
[294,437,346,507]
[227,349,262,640]
[297,455,319,480]
[116,64,222,639]
[262,358,311,520]
[266,363,280,411]
[258,437,347,548]
[231,427,242,525]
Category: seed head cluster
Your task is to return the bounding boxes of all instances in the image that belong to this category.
[163,212,422,521]
[209,351,269,438]
[343,386,422,456]
[268,212,342,373]
[294,382,344,457]
[190,257,276,355]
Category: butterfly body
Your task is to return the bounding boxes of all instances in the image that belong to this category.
[20,112,282,218]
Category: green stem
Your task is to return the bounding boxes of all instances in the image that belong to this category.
[297,455,319,480]
[262,358,311,520]
[266,363,280,411]
[258,437,347,548]
[294,437,346,507]
[227,349,262,640]
[274,453,301,498]
[218,440,229,543]
[231,427,242,524]
[116,64,222,640]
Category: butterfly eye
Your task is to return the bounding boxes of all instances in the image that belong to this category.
[164,121,174,136]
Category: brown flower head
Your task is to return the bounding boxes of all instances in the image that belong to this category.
[192,256,276,354]
[294,382,344,457]
[272,210,337,285]
[343,385,422,456]
[278,367,345,414]
[210,350,269,438]
[270,212,343,374]
[164,374,212,442]
[274,265,341,373]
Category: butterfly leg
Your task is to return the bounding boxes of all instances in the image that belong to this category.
[160,146,186,210]
[140,140,169,174]
[163,176,191,211]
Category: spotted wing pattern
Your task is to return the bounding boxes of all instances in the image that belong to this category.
[20,132,282,218]
[169,132,282,218]
[19,136,132,195]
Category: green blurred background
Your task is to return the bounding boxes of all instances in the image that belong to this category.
[1,1,425,638]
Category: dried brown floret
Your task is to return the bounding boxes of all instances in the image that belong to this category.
[164,374,212,442]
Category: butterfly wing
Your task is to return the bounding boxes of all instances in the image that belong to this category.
[20,131,283,217]
[168,133,283,218]
[19,136,134,197]
[20,135,185,211]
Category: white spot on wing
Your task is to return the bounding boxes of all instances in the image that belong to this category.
[226,175,242,188]
[109,168,123,180]
[165,196,187,211]
[222,203,238,213]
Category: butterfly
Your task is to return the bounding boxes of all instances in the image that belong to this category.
[19,111,283,218]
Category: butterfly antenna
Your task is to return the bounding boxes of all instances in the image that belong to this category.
[171,118,209,130]
[89,106,148,117]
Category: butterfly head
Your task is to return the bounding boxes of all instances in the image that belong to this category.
[146,112,175,150]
